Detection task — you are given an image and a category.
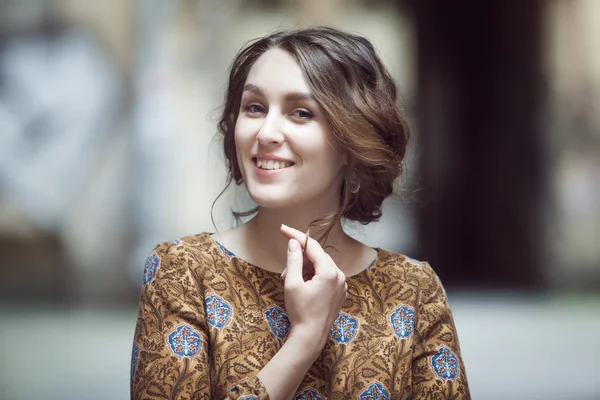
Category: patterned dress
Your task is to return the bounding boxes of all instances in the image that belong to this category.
[131,232,470,399]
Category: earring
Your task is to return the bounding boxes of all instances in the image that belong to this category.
[350,177,360,194]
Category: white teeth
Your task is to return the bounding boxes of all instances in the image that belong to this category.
[255,158,292,170]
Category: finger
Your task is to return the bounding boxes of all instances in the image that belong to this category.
[280,225,330,268]
[280,224,308,249]
[284,239,304,286]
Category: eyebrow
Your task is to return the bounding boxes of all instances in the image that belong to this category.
[243,83,315,102]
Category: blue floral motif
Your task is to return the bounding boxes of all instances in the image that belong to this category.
[431,346,459,380]
[229,383,258,400]
[264,306,290,339]
[170,239,182,246]
[130,342,139,380]
[390,305,415,339]
[215,240,236,258]
[329,312,358,344]
[205,294,232,329]
[167,324,202,358]
[295,388,324,400]
[359,381,390,400]
[143,253,160,285]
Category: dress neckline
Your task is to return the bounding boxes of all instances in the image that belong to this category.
[206,233,381,279]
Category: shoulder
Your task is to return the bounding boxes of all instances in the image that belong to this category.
[141,232,223,285]
[374,248,436,279]
[148,232,215,260]
[373,248,446,301]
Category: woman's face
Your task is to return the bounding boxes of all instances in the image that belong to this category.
[234,48,346,211]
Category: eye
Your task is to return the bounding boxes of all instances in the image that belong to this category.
[291,108,313,120]
[244,104,265,115]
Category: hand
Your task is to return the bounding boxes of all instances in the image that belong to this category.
[279,224,347,349]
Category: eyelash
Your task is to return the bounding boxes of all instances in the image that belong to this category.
[243,104,314,120]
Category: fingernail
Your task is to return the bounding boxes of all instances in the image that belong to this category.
[288,239,299,252]
[281,224,289,230]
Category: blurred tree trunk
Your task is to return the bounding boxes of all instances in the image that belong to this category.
[408,0,547,289]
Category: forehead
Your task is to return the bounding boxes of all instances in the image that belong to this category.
[245,48,311,94]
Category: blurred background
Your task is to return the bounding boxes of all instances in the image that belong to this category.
[0,0,598,399]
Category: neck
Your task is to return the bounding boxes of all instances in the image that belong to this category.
[243,200,349,271]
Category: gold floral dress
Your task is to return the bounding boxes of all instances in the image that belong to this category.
[131,232,470,399]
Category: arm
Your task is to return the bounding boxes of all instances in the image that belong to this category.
[131,241,268,399]
[411,263,471,399]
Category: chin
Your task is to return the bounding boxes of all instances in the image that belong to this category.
[247,188,295,209]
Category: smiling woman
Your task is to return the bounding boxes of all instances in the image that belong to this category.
[131,27,470,400]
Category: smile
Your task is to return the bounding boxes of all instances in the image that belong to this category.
[253,157,294,170]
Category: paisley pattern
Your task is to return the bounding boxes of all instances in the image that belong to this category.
[142,253,159,285]
[390,305,415,339]
[264,305,291,339]
[131,233,470,399]
[329,312,359,344]
[431,346,459,380]
[205,294,233,329]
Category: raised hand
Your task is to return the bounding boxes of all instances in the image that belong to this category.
[279,224,347,348]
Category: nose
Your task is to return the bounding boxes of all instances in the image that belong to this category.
[255,112,284,145]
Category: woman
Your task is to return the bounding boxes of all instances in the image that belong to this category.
[131,27,470,399]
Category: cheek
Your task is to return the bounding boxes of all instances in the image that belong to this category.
[301,135,343,163]
[234,119,253,153]
[234,117,261,145]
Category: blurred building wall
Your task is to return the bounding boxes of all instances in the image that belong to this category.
[545,0,600,289]
[0,0,134,302]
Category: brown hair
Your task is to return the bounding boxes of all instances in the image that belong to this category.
[216,27,410,242]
